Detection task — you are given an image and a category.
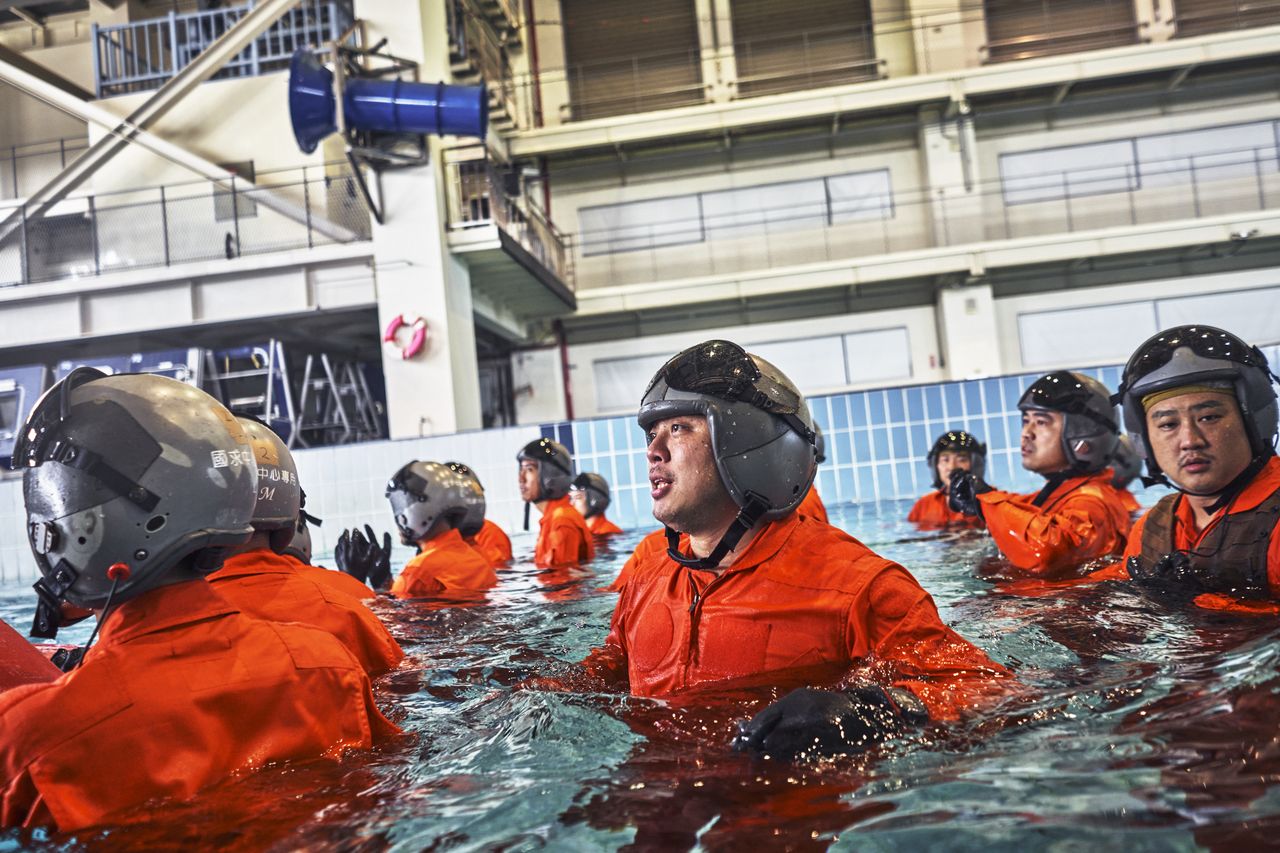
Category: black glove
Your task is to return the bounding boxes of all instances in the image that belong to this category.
[335,525,393,589]
[1127,552,1201,601]
[732,686,927,759]
[948,469,991,518]
[364,524,393,591]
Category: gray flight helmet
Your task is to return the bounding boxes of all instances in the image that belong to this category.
[1018,371,1120,475]
[444,461,487,538]
[637,340,817,521]
[516,438,575,501]
[18,370,257,610]
[814,424,827,464]
[1116,325,1278,481]
[237,416,302,553]
[1109,434,1143,491]
[282,489,321,564]
[926,430,987,489]
[386,460,476,544]
[570,472,611,518]
[283,513,314,564]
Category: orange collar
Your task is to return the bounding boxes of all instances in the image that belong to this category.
[420,527,466,556]
[539,495,574,526]
[99,580,237,647]
[1174,455,1280,536]
[212,547,303,579]
[668,511,800,575]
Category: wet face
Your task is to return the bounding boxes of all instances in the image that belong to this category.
[645,415,738,536]
[518,460,541,503]
[1146,391,1253,496]
[935,451,972,486]
[568,489,589,517]
[1021,409,1070,474]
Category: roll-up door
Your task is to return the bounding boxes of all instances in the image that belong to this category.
[561,0,704,121]
[982,0,1138,63]
[729,0,878,98]
[1170,0,1280,37]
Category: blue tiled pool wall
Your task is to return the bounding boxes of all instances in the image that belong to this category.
[554,344,1280,531]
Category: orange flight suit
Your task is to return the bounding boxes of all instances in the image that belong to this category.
[391,528,497,598]
[585,513,1009,720]
[468,519,513,567]
[907,490,984,529]
[0,580,398,833]
[1105,456,1280,610]
[587,514,624,536]
[1118,487,1141,514]
[976,470,1132,578]
[797,486,829,524]
[535,496,594,569]
[300,563,377,600]
[208,550,403,676]
[0,623,57,692]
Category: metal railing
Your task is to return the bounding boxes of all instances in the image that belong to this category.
[566,143,1280,289]
[93,0,353,98]
[0,136,90,202]
[444,150,573,290]
[0,163,371,288]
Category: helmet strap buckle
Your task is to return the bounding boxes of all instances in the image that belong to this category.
[665,497,769,570]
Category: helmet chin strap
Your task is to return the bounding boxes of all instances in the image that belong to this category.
[665,498,769,570]
[1183,452,1273,515]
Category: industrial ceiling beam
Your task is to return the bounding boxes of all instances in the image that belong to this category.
[0,0,358,244]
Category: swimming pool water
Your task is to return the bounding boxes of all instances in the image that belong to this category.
[3,500,1278,851]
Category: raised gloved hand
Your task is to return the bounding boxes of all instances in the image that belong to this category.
[364,524,393,591]
[731,686,927,759]
[1127,552,1200,601]
[948,469,991,518]
[335,525,394,589]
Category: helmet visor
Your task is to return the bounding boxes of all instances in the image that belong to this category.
[650,340,804,417]
[1123,326,1271,390]
[386,463,430,498]
[12,367,107,471]
[1021,372,1117,432]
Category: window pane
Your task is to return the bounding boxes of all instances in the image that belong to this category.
[1000,140,1137,205]
[827,169,893,222]
[701,178,828,239]
[1137,121,1278,188]
[844,327,911,383]
[579,195,703,256]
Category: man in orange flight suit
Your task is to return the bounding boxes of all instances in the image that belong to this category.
[1094,326,1280,612]
[570,472,625,536]
[346,460,497,599]
[947,372,1132,577]
[907,431,988,528]
[208,419,403,676]
[518,438,593,568]
[578,340,1009,759]
[446,461,514,566]
[0,370,396,833]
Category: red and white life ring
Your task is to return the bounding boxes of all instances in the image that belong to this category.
[383,314,428,360]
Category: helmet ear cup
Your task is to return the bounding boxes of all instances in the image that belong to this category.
[267,526,295,554]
